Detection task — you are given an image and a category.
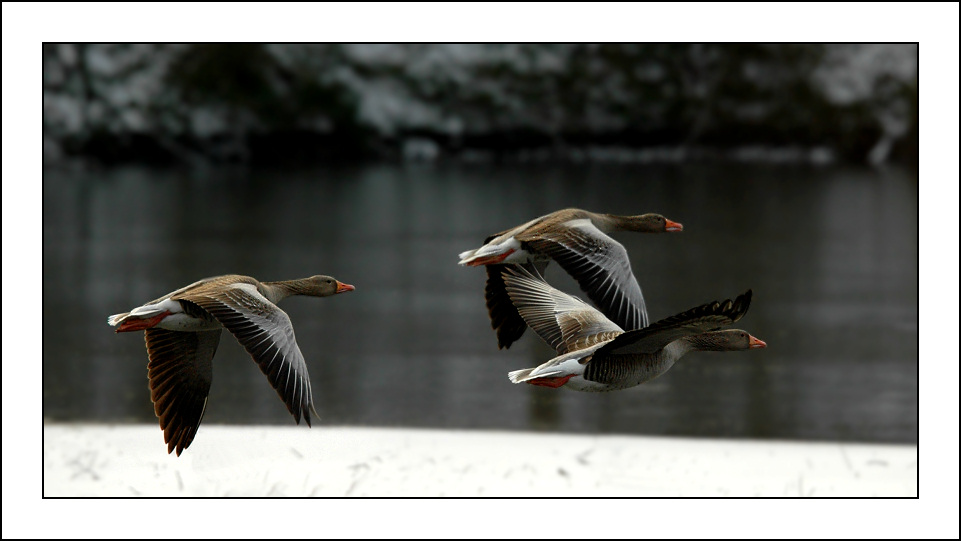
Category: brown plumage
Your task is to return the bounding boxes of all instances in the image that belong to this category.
[459,208,683,349]
[108,274,355,455]
[503,267,765,392]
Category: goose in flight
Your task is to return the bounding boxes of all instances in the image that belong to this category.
[108,274,355,455]
[501,267,764,392]
[459,208,682,349]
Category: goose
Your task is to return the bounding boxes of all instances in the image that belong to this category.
[501,267,765,392]
[107,274,355,455]
[458,208,683,350]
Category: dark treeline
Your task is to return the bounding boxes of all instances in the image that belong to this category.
[43,44,918,167]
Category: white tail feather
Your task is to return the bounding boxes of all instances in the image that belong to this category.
[108,299,174,327]
[458,245,500,265]
[458,237,522,266]
[508,368,534,383]
[106,313,129,326]
[108,305,165,327]
[129,305,168,317]
[508,367,564,383]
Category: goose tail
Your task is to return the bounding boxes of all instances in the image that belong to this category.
[508,368,538,384]
[107,312,130,327]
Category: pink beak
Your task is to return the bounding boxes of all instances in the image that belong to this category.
[749,335,767,349]
[665,219,684,232]
[336,281,355,293]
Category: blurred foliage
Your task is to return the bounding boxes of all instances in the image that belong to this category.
[42,44,917,166]
[164,44,359,131]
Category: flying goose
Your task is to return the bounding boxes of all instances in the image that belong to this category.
[458,208,683,349]
[107,274,355,455]
[502,267,764,392]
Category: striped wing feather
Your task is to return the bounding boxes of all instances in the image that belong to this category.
[502,266,624,354]
[524,221,648,332]
[484,262,549,349]
[595,290,753,358]
[145,327,221,456]
[182,285,317,427]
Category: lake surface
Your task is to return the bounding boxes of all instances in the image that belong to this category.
[42,161,918,443]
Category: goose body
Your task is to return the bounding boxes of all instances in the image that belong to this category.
[502,267,765,392]
[458,208,683,349]
[107,274,355,455]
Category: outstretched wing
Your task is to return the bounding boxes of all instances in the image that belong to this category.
[524,219,648,331]
[502,266,624,354]
[484,261,548,349]
[596,289,753,358]
[145,328,221,456]
[181,283,318,427]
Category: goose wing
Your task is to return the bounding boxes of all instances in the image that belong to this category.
[178,283,318,427]
[484,261,549,349]
[523,219,648,331]
[502,266,623,354]
[145,328,222,456]
[595,290,753,358]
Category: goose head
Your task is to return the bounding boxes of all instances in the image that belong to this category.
[614,213,684,233]
[685,329,767,351]
[304,275,355,296]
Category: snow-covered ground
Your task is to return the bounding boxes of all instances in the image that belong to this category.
[43,423,916,498]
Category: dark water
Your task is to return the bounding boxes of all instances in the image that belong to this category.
[42,162,918,443]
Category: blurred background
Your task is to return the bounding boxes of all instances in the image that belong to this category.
[42,43,918,444]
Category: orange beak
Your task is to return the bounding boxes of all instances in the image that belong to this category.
[335,281,355,293]
[749,335,767,349]
[665,219,684,232]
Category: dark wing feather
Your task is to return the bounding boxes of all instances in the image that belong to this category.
[184,285,317,427]
[525,221,648,331]
[145,327,221,456]
[484,262,547,349]
[595,290,753,358]
[502,266,624,354]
